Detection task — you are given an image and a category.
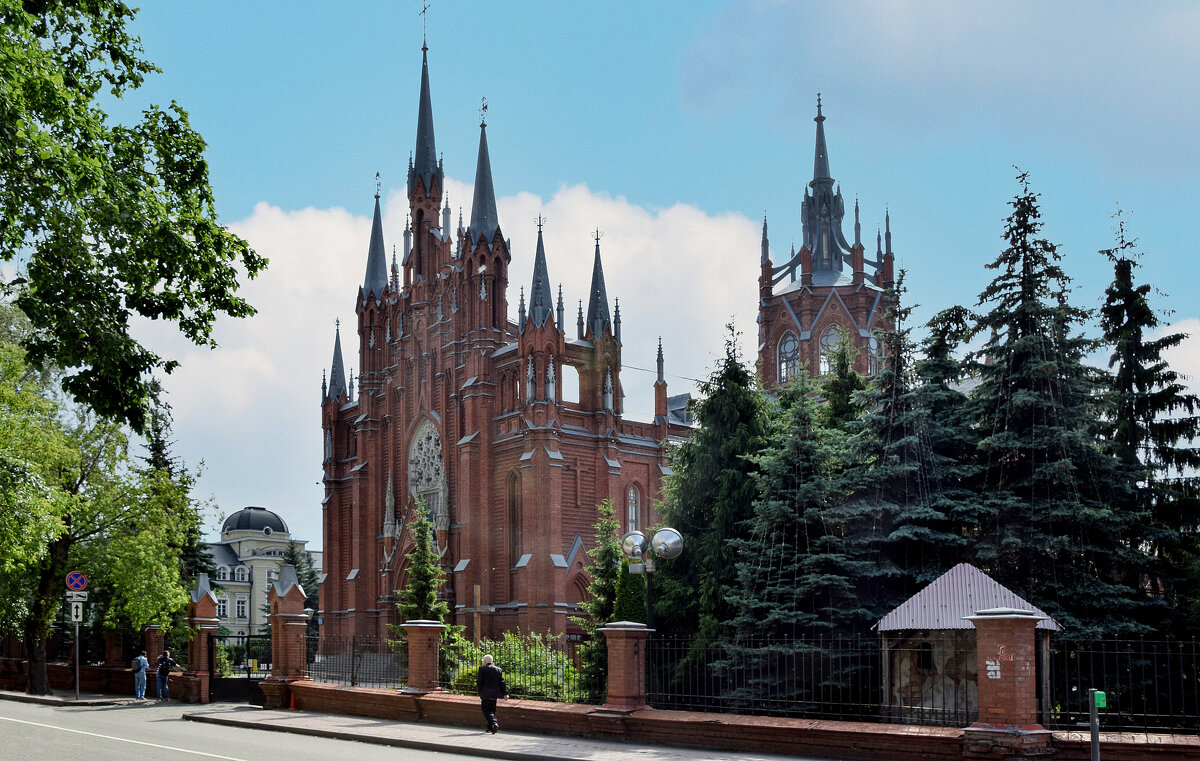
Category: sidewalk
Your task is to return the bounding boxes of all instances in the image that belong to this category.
[0,686,133,707]
[184,704,821,761]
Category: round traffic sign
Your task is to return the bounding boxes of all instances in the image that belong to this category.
[65,571,87,590]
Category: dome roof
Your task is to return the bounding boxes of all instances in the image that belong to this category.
[221,506,289,535]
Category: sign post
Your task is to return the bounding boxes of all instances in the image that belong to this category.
[65,572,87,700]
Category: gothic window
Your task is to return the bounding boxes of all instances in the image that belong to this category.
[868,335,883,376]
[546,356,556,404]
[235,567,248,582]
[508,472,521,565]
[217,565,229,581]
[818,326,843,375]
[526,357,535,403]
[627,484,641,532]
[408,419,448,533]
[778,332,800,384]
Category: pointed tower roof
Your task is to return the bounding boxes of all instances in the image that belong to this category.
[760,215,770,265]
[528,219,553,328]
[327,322,347,402]
[408,45,443,200]
[585,232,611,336]
[469,118,500,246]
[812,93,832,184]
[363,193,388,299]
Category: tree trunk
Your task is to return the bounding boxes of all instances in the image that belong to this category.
[24,536,71,695]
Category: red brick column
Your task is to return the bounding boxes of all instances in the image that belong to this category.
[143,625,165,661]
[261,565,310,709]
[400,620,446,693]
[963,607,1052,758]
[104,629,123,667]
[184,573,219,704]
[599,621,651,712]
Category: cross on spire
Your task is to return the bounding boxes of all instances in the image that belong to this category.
[420,2,430,49]
[536,214,546,232]
[374,171,381,199]
[479,96,488,126]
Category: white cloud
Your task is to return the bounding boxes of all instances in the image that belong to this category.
[1158,318,1200,398]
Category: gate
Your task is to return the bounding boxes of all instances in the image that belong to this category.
[209,633,271,704]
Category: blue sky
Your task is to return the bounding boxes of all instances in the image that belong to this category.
[117,1,1200,550]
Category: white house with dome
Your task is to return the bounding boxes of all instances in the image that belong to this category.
[203,506,322,636]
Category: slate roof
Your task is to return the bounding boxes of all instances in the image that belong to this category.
[875,563,1063,632]
[221,506,289,535]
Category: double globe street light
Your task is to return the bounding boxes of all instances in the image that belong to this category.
[620,526,684,629]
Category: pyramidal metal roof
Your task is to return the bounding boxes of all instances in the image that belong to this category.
[875,563,1063,632]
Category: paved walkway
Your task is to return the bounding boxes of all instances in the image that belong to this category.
[0,689,824,760]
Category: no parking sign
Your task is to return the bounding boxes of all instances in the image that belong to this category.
[66,571,87,591]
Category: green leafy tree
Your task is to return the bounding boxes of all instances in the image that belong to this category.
[1097,212,1200,627]
[967,172,1154,636]
[657,325,768,646]
[570,498,621,701]
[0,0,267,432]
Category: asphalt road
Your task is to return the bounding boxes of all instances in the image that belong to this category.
[0,699,457,761]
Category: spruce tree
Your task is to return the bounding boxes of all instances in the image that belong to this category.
[279,539,320,635]
[393,517,449,624]
[570,498,621,702]
[1098,213,1200,627]
[657,324,768,646]
[820,333,866,430]
[968,173,1151,636]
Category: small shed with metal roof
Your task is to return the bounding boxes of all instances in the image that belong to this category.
[874,563,1063,726]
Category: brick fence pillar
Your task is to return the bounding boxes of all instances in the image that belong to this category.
[400,620,446,693]
[599,621,652,712]
[183,573,219,704]
[143,625,165,662]
[260,565,310,709]
[104,629,124,667]
[962,607,1053,758]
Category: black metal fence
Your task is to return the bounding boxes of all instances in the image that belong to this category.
[306,634,408,689]
[647,633,976,726]
[442,634,594,704]
[1047,638,1200,732]
[212,634,270,678]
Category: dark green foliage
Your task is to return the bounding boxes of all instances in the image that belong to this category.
[657,325,769,645]
[612,560,647,623]
[279,540,320,635]
[820,333,866,430]
[393,517,449,625]
[570,498,621,701]
[967,172,1154,637]
[0,0,267,433]
[1097,212,1200,628]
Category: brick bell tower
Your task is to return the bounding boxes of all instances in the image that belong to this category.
[319,43,689,642]
[758,96,895,388]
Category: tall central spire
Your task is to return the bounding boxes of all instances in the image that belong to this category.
[812,93,832,185]
[468,113,500,246]
[585,231,611,336]
[408,45,442,200]
[362,191,388,299]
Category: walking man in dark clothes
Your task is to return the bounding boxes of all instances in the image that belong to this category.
[476,654,508,733]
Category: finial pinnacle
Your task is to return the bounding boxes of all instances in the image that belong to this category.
[335,317,341,331]
[816,92,823,119]
[593,228,603,245]
[420,2,430,49]
[536,214,546,232]
[479,96,488,127]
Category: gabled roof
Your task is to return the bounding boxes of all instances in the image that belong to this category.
[875,563,1063,632]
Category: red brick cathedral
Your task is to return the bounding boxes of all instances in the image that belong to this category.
[319,48,894,640]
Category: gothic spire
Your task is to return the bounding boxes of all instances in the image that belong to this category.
[408,45,442,200]
[812,93,832,185]
[556,284,564,332]
[885,206,893,256]
[585,232,611,336]
[853,196,862,248]
[528,220,553,328]
[468,115,500,246]
[363,192,388,300]
[327,321,347,403]
[656,337,664,384]
[760,215,770,265]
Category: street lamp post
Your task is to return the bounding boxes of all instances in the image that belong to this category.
[620,527,683,630]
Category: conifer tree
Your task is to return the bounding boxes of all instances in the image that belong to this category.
[820,333,866,430]
[968,172,1152,636]
[612,560,647,623]
[279,539,320,635]
[843,275,968,621]
[657,325,768,645]
[1098,213,1200,626]
[394,516,449,625]
[570,499,621,702]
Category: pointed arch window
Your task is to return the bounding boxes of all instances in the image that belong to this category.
[778,332,799,384]
[818,326,843,375]
[626,484,641,532]
[867,335,883,376]
[508,472,521,566]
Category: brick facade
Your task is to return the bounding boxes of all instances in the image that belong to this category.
[319,46,689,643]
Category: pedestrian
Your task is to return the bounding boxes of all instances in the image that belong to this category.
[476,653,508,734]
[155,650,178,701]
[131,650,149,700]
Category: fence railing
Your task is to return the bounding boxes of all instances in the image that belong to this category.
[647,633,976,726]
[1047,638,1200,732]
[306,634,407,689]
[212,634,270,679]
